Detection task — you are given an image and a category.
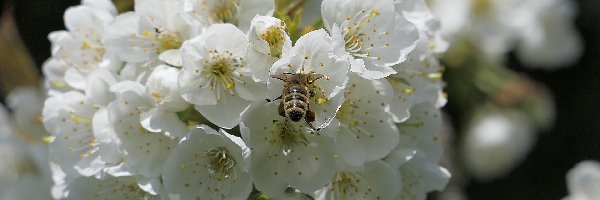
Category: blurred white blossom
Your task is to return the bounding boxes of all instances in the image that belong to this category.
[461,111,534,181]
[429,0,582,68]
[564,160,600,200]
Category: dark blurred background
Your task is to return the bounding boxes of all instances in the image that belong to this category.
[0,0,598,199]
[464,0,600,199]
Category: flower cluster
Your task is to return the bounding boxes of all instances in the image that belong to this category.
[41,0,449,199]
[429,0,582,68]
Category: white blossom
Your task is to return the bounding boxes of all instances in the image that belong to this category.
[163,125,252,200]
[393,151,450,200]
[108,81,178,177]
[183,0,275,32]
[315,160,401,200]
[240,102,337,197]
[141,65,189,138]
[429,0,582,67]
[514,0,582,68]
[104,0,196,65]
[461,110,534,181]
[6,87,48,139]
[179,23,266,129]
[321,0,418,79]
[42,91,105,177]
[323,75,399,167]
[46,0,119,92]
[247,15,292,82]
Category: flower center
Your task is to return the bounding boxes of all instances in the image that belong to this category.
[143,28,182,53]
[213,0,240,24]
[271,119,309,153]
[260,26,286,58]
[342,10,380,60]
[201,50,244,101]
[205,147,236,181]
[330,172,363,199]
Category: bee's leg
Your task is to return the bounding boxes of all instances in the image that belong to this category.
[305,109,316,123]
[306,110,322,131]
[278,101,286,117]
[266,95,282,102]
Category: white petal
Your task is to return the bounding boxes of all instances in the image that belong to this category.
[64,68,87,90]
[104,12,155,63]
[396,102,443,162]
[140,108,188,138]
[281,135,337,193]
[159,49,183,67]
[396,151,450,200]
[145,65,188,112]
[324,76,398,166]
[82,0,117,16]
[194,95,251,129]
[92,107,122,164]
[85,69,117,106]
[65,176,153,199]
[178,71,217,106]
[110,81,155,110]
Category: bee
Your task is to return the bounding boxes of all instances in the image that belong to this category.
[270,72,324,130]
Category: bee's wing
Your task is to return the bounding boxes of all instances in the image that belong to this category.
[271,74,291,82]
[307,73,325,83]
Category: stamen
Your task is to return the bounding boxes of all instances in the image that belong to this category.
[205,147,236,181]
[341,10,381,60]
[212,0,240,24]
[260,26,286,58]
[199,50,244,102]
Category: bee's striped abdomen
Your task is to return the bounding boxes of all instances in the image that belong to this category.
[283,85,309,122]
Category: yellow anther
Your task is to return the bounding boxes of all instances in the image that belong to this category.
[42,136,56,143]
[51,81,66,88]
[71,116,91,124]
[427,72,443,79]
[81,41,92,49]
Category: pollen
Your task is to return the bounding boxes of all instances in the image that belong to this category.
[260,26,286,58]
[143,28,182,53]
[316,98,328,105]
